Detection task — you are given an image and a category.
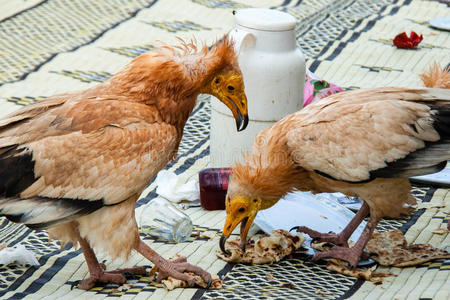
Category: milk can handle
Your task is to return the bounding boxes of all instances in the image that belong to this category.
[230,28,255,54]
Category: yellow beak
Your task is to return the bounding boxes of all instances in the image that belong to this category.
[218,91,249,132]
[220,209,256,254]
[203,72,249,132]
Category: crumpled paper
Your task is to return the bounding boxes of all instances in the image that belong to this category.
[0,244,39,266]
[155,170,199,203]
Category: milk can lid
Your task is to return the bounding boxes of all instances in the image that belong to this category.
[234,8,297,31]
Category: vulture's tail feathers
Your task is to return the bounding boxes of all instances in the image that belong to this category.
[371,89,450,179]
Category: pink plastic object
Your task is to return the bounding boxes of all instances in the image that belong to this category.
[199,168,232,210]
[303,69,343,107]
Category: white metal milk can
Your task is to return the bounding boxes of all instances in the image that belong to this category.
[210,8,306,167]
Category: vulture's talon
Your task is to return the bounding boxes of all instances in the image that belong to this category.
[123,271,140,280]
[360,250,371,260]
[311,237,322,243]
[289,226,300,232]
[205,279,213,289]
[70,280,81,290]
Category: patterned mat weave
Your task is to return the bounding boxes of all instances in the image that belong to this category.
[0,0,449,299]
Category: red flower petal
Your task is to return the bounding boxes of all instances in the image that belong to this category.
[393,31,423,49]
[393,32,413,48]
[410,31,423,46]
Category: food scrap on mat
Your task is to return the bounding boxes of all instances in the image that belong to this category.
[161,273,222,291]
[310,240,394,283]
[365,229,450,267]
[326,259,395,284]
[217,229,306,264]
[310,229,449,282]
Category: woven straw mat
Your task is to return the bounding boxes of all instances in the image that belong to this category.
[0,0,449,299]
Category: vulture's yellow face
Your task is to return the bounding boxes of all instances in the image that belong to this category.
[220,194,262,254]
[206,69,248,131]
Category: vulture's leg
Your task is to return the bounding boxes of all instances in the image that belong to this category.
[294,202,369,247]
[136,240,212,287]
[312,213,379,268]
[77,236,146,290]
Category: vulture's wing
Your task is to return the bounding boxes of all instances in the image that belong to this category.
[286,88,450,182]
[0,96,177,229]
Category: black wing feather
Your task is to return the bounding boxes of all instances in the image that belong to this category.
[0,145,106,229]
[0,145,37,197]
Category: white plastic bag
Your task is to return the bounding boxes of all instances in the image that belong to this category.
[155,170,199,203]
[0,245,39,266]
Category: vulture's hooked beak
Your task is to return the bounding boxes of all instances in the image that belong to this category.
[207,72,249,132]
[220,217,250,254]
[220,197,257,254]
[224,92,249,132]
[236,107,249,132]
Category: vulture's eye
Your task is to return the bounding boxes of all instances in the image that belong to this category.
[238,207,245,213]
[227,85,235,91]
[253,199,258,203]
[215,78,220,84]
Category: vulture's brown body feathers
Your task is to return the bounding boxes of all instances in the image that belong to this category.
[0,37,248,289]
[221,87,450,267]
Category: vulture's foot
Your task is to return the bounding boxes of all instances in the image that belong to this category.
[78,266,147,290]
[137,240,212,288]
[312,245,362,268]
[155,256,212,288]
[311,210,378,268]
[78,271,125,290]
[292,202,370,250]
[293,226,349,247]
[100,265,147,277]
